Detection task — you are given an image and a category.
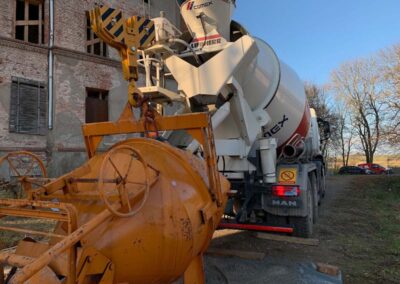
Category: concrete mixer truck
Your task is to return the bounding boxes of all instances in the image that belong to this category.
[133,0,330,237]
[0,1,329,283]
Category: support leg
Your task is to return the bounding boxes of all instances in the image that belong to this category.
[183,254,205,284]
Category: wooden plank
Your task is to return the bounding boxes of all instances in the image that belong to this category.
[15,20,40,25]
[206,248,265,260]
[316,263,340,276]
[254,233,320,246]
[212,229,242,239]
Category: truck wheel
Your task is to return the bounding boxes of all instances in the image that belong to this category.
[311,176,319,224]
[292,187,314,238]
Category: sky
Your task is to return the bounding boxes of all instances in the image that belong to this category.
[233,0,400,85]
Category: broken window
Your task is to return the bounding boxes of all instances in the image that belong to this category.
[85,88,109,123]
[9,77,47,135]
[15,0,44,44]
[86,13,108,57]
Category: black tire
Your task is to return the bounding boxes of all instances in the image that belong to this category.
[320,168,326,200]
[292,186,314,238]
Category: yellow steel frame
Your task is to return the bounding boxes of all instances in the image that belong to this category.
[82,103,223,205]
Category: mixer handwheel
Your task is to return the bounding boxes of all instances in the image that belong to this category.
[98,145,150,218]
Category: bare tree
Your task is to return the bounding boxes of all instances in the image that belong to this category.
[331,58,386,164]
[305,83,330,119]
[380,44,400,144]
[336,104,354,166]
[304,83,338,158]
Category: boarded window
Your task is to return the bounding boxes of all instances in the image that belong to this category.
[86,13,107,57]
[85,88,109,123]
[15,0,44,44]
[9,77,47,135]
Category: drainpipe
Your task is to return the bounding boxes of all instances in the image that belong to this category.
[48,0,54,130]
[143,0,151,17]
[148,0,151,17]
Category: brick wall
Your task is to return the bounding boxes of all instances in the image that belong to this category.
[0,1,13,38]
[0,0,180,176]
[55,0,141,53]
[0,44,48,150]
[51,54,127,149]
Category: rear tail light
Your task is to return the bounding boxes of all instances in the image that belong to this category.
[272,185,300,197]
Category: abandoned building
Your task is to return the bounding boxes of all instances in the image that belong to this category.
[0,0,181,176]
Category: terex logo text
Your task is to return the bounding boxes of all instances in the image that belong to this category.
[187,1,213,10]
[187,1,195,10]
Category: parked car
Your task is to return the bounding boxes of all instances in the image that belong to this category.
[338,166,372,175]
[358,163,391,175]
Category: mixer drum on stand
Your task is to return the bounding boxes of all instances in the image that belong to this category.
[55,138,229,283]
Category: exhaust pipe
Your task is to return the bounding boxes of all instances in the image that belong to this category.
[282,144,304,159]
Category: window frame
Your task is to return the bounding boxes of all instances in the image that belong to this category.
[85,88,109,124]
[14,0,45,45]
[85,12,108,57]
[9,77,47,136]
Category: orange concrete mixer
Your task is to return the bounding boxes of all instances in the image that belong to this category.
[0,5,230,283]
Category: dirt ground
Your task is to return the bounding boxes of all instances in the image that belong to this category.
[208,175,400,284]
[0,175,399,283]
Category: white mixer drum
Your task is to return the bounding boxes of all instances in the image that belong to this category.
[236,37,311,147]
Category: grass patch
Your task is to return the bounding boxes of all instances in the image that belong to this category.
[339,176,400,283]
[0,189,57,250]
[0,217,56,250]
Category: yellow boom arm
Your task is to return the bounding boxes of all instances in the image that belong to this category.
[89,5,155,106]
